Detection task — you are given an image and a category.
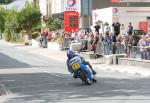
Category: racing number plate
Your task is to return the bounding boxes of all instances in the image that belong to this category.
[71,63,80,70]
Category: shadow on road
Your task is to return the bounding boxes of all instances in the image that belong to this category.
[0,53,31,69]
[0,72,150,102]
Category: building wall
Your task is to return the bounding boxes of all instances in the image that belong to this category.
[92,0,150,10]
[93,7,150,34]
[37,0,150,28]
[39,0,47,16]
[47,0,52,16]
[51,0,64,14]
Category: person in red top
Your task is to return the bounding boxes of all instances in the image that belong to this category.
[47,31,52,41]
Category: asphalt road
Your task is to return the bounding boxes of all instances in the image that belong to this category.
[0,43,150,103]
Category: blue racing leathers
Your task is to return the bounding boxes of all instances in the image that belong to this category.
[66,55,93,81]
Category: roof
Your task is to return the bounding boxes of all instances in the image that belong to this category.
[3,0,27,11]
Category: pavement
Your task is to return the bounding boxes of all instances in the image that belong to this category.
[1,40,150,78]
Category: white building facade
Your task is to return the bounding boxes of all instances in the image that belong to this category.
[37,0,92,28]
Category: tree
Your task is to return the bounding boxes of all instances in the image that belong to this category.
[5,9,18,42]
[0,0,13,4]
[17,2,41,37]
[0,7,6,33]
[46,17,63,31]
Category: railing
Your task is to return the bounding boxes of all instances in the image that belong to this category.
[95,42,149,60]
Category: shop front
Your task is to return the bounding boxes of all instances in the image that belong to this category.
[92,7,150,34]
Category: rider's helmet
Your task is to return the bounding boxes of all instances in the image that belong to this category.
[67,50,75,59]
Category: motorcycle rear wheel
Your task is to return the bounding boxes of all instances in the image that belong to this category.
[78,70,92,85]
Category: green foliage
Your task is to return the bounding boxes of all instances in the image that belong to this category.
[17,2,41,35]
[18,30,27,43]
[32,31,40,39]
[0,0,13,4]
[5,29,11,41]
[46,17,63,31]
[1,2,41,43]
[5,9,18,42]
[32,22,42,32]
[0,7,6,33]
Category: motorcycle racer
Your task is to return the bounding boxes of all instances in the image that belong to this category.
[66,50,97,82]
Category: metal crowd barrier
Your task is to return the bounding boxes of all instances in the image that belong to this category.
[93,42,142,59]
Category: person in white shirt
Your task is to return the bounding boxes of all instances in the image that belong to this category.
[104,22,111,34]
[139,35,147,60]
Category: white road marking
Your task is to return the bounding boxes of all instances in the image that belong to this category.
[43,71,64,78]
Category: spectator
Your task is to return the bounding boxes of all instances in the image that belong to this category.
[43,30,48,38]
[87,32,93,51]
[98,33,104,55]
[71,30,76,39]
[121,35,132,57]
[81,34,88,51]
[99,33,104,42]
[127,22,133,35]
[47,31,52,41]
[146,36,150,60]
[89,33,94,51]
[127,35,133,58]
[131,36,138,59]
[104,22,111,34]
[112,22,121,36]
[139,35,148,60]
[39,33,44,47]
[93,32,99,53]
[104,32,112,55]
[111,32,117,54]
[52,31,56,39]
[120,24,125,34]
[116,34,124,54]
[94,23,101,34]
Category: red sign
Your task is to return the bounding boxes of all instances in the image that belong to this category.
[139,22,148,33]
[64,11,79,32]
[111,0,120,3]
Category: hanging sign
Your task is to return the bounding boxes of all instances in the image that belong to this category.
[139,22,148,33]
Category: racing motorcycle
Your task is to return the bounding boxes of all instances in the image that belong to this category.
[71,62,96,85]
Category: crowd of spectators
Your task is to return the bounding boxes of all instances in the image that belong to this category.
[39,22,150,60]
